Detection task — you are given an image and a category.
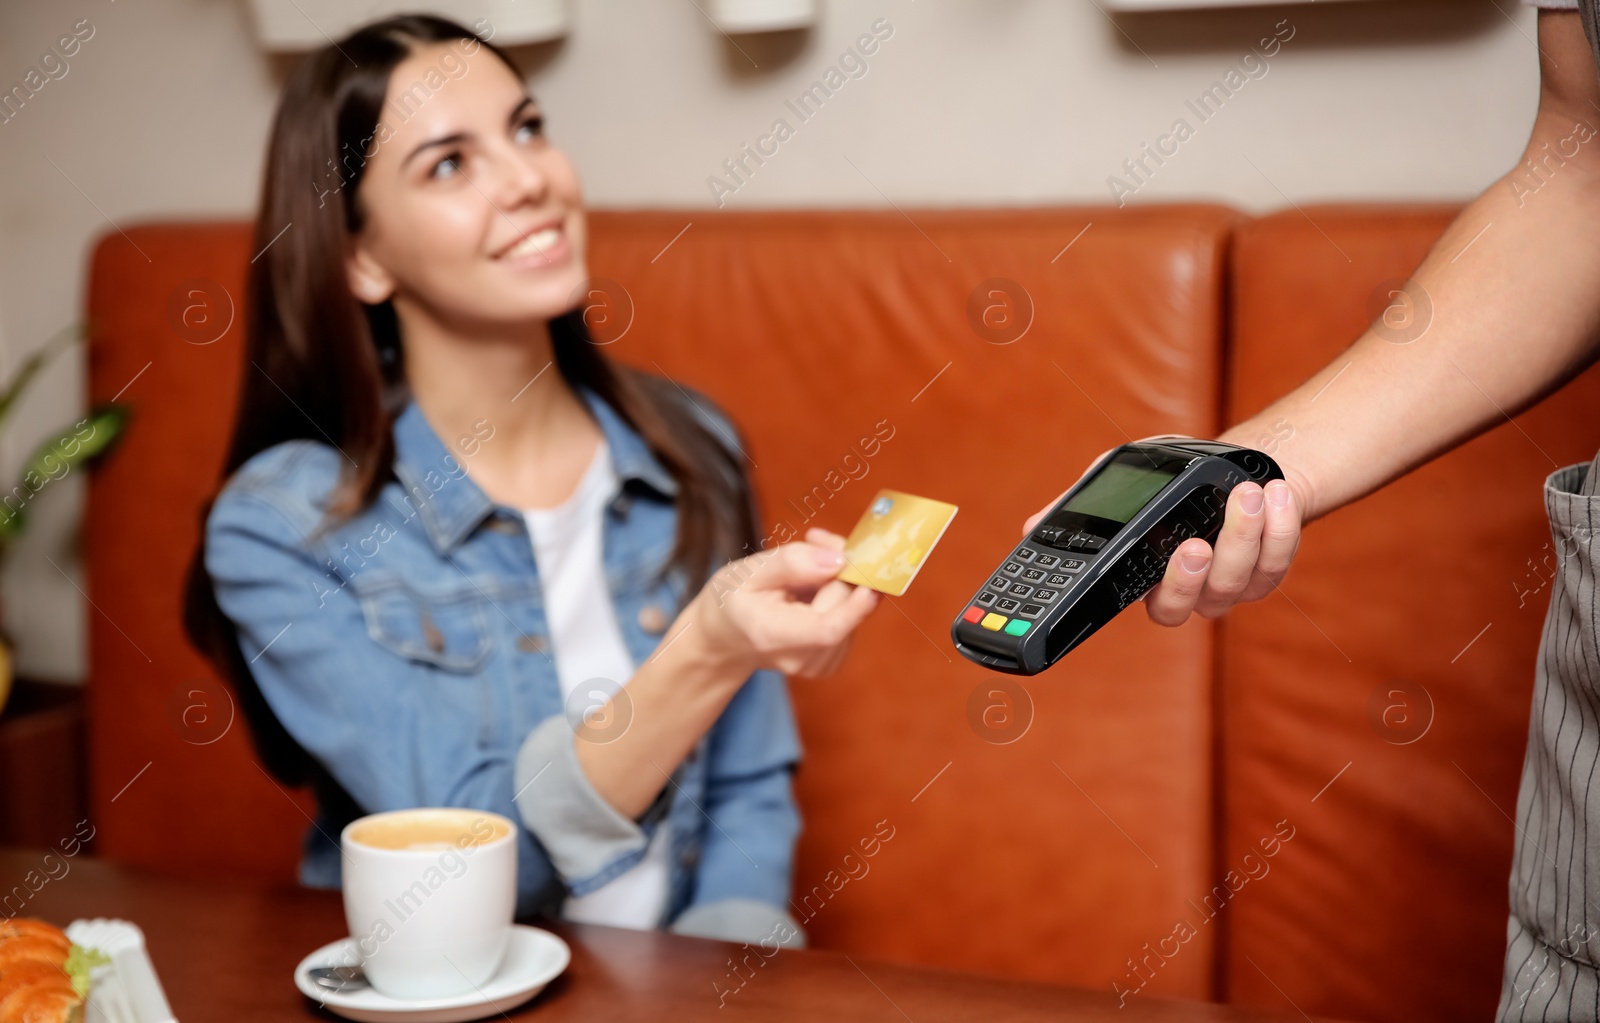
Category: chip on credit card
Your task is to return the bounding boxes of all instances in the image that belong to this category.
[836,489,959,596]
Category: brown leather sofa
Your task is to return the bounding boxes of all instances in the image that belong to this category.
[81,204,1600,1022]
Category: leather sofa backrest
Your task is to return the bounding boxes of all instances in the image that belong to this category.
[86,206,1237,994]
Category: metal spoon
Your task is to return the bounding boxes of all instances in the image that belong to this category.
[309,965,370,993]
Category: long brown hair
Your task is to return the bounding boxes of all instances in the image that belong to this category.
[184,14,756,783]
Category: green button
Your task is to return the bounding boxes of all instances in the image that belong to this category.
[1004,619,1031,636]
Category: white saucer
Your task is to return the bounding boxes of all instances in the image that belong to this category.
[293,925,570,1023]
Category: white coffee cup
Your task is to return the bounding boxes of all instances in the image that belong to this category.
[340,807,517,1000]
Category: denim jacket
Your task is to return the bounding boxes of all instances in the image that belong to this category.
[204,384,804,944]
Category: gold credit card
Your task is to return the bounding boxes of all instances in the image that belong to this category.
[836,489,959,596]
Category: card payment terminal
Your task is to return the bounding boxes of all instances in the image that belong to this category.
[951,439,1283,675]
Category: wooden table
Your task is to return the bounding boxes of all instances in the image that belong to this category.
[1,849,1347,1022]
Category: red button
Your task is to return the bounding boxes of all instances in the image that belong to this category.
[962,605,986,623]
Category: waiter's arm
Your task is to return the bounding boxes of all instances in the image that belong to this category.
[1032,12,1600,624]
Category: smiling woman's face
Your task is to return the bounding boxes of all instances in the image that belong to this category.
[344,39,587,330]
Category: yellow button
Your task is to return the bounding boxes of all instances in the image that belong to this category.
[981,613,1008,631]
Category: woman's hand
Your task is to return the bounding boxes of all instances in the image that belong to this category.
[572,527,875,822]
[1021,438,1307,626]
[686,527,879,679]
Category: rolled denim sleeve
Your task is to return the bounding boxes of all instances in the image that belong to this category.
[669,667,806,945]
[513,714,671,895]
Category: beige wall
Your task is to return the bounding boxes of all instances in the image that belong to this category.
[0,0,1544,680]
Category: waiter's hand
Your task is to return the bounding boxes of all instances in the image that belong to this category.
[1021,440,1305,625]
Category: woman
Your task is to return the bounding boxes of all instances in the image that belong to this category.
[184,13,878,946]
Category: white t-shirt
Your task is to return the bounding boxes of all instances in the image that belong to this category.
[523,436,672,929]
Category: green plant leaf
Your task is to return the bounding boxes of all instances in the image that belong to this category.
[0,322,83,429]
[0,403,130,540]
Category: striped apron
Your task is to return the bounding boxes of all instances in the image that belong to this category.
[1495,5,1600,1014]
[1498,453,1600,1018]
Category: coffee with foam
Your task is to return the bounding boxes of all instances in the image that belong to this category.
[347,809,509,852]
[340,807,518,1000]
